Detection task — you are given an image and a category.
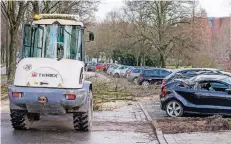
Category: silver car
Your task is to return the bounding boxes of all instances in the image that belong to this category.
[107,65,119,75]
[111,65,130,78]
[127,67,145,84]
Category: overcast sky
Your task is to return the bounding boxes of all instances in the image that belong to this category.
[95,0,231,21]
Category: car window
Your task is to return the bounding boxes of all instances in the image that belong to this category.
[133,69,141,73]
[160,70,170,76]
[181,70,198,76]
[197,81,228,92]
[119,66,125,69]
[144,70,159,76]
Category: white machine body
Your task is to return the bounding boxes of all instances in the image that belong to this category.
[14,58,84,89]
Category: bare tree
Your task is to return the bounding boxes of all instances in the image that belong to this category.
[123,1,198,67]
[1,1,29,80]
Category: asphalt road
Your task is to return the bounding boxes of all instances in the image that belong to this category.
[1,101,158,144]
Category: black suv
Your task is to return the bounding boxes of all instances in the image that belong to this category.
[137,68,172,87]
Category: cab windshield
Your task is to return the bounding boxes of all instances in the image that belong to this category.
[23,24,82,60]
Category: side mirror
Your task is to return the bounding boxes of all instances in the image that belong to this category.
[225,89,231,94]
[89,32,94,41]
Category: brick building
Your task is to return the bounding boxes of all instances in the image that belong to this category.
[207,16,231,70]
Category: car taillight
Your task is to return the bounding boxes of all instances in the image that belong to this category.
[162,88,168,96]
[65,94,76,100]
[12,92,22,98]
[161,80,166,88]
[138,74,142,78]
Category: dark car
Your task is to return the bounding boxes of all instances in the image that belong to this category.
[161,68,224,88]
[160,75,231,117]
[127,67,149,84]
[137,68,172,87]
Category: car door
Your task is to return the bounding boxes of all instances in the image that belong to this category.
[145,70,159,83]
[120,66,126,75]
[194,81,229,107]
[152,69,165,84]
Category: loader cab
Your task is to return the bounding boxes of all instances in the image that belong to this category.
[20,14,94,62]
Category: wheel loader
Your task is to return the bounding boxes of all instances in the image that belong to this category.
[8,14,94,131]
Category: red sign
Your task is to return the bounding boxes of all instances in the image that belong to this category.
[32,72,37,77]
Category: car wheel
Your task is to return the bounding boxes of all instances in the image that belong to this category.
[166,100,183,117]
[73,91,93,132]
[133,78,138,85]
[142,81,150,88]
[114,73,120,78]
[10,110,31,130]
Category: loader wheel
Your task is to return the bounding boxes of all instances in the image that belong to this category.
[73,92,93,132]
[10,110,31,130]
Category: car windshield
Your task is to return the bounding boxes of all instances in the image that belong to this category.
[23,24,82,60]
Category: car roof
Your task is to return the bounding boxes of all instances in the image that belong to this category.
[193,74,229,82]
[173,68,218,72]
[143,68,173,71]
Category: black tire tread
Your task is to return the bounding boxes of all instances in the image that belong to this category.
[10,110,28,130]
[73,112,89,131]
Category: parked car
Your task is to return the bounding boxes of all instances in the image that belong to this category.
[96,63,104,71]
[220,71,231,77]
[111,65,131,78]
[103,63,110,72]
[127,67,147,84]
[161,68,222,88]
[106,65,118,75]
[160,74,231,117]
[137,68,172,87]
[125,67,135,77]
[120,66,132,77]
[86,62,96,72]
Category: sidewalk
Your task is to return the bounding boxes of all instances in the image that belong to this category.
[164,131,231,144]
[139,96,231,144]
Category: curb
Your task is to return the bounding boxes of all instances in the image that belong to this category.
[138,102,167,144]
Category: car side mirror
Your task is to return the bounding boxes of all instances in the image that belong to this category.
[225,89,231,94]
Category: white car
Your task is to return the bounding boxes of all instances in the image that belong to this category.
[120,66,131,77]
[106,65,118,75]
[111,65,130,78]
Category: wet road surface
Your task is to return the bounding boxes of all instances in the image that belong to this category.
[1,101,158,144]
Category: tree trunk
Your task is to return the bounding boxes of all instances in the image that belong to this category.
[1,46,5,63]
[136,54,139,66]
[143,55,146,66]
[8,28,17,81]
[6,23,9,75]
[32,1,40,15]
[160,54,166,68]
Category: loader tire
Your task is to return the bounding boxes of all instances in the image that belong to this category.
[73,92,93,132]
[10,110,30,130]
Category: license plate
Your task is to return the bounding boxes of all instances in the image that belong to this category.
[38,96,48,104]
